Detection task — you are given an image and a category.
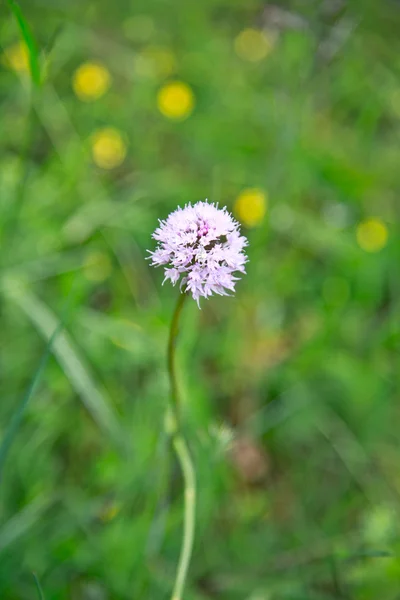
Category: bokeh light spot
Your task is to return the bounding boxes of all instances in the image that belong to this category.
[363,505,395,544]
[135,46,176,79]
[322,202,351,229]
[123,15,155,42]
[91,128,127,169]
[270,204,295,233]
[235,188,267,227]
[2,41,29,72]
[83,251,112,282]
[72,62,111,102]
[356,218,388,253]
[157,81,195,120]
[234,29,274,62]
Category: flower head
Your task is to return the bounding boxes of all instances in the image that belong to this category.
[90,128,127,169]
[157,81,194,120]
[72,61,111,102]
[149,200,248,305]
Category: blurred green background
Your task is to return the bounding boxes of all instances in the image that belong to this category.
[1,0,400,598]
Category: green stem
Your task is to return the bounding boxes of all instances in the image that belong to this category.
[166,291,196,600]
[33,572,45,600]
[167,291,188,421]
[171,434,196,600]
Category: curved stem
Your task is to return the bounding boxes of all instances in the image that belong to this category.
[171,434,196,600]
[166,292,196,600]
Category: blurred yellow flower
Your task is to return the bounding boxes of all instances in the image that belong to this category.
[72,62,111,102]
[356,218,388,253]
[157,81,194,120]
[234,29,274,62]
[235,188,267,227]
[2,41,29,72]
[83,251,112,282]
[91,128,127,169]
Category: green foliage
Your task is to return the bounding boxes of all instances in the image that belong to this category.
[6,0,41,87]
[1,0,399,598]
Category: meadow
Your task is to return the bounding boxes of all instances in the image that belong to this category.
[0,0,399,598]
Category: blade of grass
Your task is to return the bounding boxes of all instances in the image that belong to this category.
[0,279,80,479]
[2,280,124,448]
[0,316,63,481]
[33,573,45,600]
[0,495,53,554]
[2,0,41,260]
[314,405,382,504]
[6,0,41,86]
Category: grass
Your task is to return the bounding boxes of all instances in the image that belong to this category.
[1,0,400,598]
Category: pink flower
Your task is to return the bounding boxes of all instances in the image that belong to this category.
[149,201,248,306]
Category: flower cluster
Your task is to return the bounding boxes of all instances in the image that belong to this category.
[149,201,248,305]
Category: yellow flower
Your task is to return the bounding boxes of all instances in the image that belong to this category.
[72,62,111,102]
[83,251,112,282]
[91,128,127,170]
[157,81,194,120]
[234,29,274,62]
[356,218,388,253]
[235,188,267,227]
[2,41,29,72]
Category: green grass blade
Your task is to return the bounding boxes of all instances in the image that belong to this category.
[3,280,124,447]
[0,318,63,480]
[0,495,53,553]
[6,0,41,86]
[33,573,45,600]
